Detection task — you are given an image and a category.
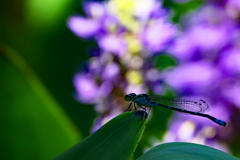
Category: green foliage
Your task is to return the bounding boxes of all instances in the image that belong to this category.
[137,142,239,160]
[1,0,240,159]
[163,0,203,23]
[0,0,94,159]
[54,111,147,160]
[134,107,171,158]
[54,112,239,160]
[0,44,82,160]
[155,54,176,70]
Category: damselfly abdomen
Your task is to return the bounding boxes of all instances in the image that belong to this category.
[124,93,226,127]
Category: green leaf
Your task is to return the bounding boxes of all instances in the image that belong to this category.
[24,0,76,32]
[0,43,82,160]
[155,54,176,70]
[55,111,147,160]
[137,142,239,160]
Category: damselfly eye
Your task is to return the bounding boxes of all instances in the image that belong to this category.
[124,95,131,101]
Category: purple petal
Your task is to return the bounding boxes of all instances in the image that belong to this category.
[84,2,105,18]
[98,35,127,56]
[221,79,240,108]
[102,63,120,80]
[133,0,158,20]
[99,81,113,98]
[169,34,196,60]
[141,19,176,52]
[164,61,221,94]
[73,74,99,103]
[226,0,240,18]
[219,48,240,75]
[68,16,100,38]
[188,25,229,51]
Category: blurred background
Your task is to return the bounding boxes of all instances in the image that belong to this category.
[0,0,240,159]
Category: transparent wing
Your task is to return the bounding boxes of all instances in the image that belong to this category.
[148,95,210,113]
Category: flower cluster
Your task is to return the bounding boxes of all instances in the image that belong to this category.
[68,0,176,131]
[163,0,240,153]
[68,0,240,155]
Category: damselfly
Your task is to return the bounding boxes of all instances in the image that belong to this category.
[124,93,226,126]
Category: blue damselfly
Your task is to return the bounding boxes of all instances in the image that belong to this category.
[124,93,226,126]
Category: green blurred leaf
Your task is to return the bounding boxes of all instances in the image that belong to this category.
[155,54,176,70]
[24,0,76,32]
[0,43,82,160]
[0,0,95,139]
[55,111,147,160]
[137,142,240,160]
[163,0,203,23]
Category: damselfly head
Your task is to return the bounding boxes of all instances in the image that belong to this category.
[124,93,136,101]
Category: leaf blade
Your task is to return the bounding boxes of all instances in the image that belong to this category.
[55,111,147,160]
[137,142,239,160]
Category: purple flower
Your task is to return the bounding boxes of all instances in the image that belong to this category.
[168,34,196,61]
[225,0,240,19]
[164,61,221,95]
[68,16,101,38]
[73,73,113,104]
[69,0,177,137]
[164,0,240,154]
[141,19,177,52]
[68,0,175,107]
[170,24,231,60]
[221,79,240,109]
[219,48,240,75]
[189,25,228,51]
[98,35,127,56]
[74,74,99,103]
[84,2,106,18]
[102,62,120,80]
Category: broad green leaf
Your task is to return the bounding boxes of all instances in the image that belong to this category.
[55,111,147,160]
[134,104,172,157]
[0,44,82,160]
[137,142,239,160]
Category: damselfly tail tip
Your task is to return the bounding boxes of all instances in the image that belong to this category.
[215,119,227,127]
